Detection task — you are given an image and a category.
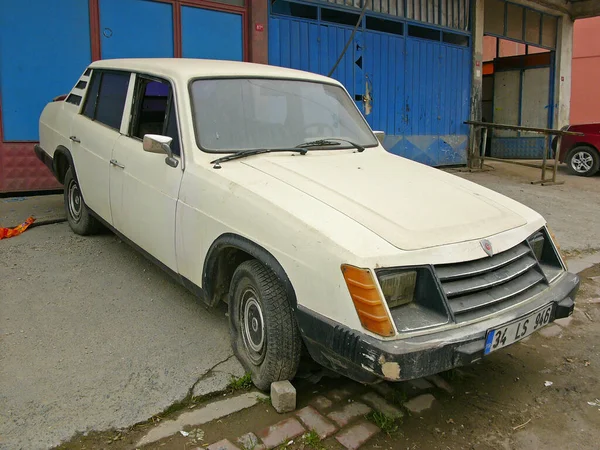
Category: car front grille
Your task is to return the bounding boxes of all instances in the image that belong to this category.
[434,242,548,323]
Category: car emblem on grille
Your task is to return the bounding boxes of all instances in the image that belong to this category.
[480,239,494,257]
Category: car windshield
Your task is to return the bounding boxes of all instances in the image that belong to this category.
[190,78,378,152]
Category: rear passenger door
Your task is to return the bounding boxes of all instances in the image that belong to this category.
[109,75,183,271]
[70,70,131,224]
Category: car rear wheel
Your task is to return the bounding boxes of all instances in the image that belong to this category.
[566,146,600,177]
[229,260,301,390]
[64,167,102,235]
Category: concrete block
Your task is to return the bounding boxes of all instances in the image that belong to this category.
[326,388,352,402]
[327,402,372,427]
[257,417,305,449]
[237,432,265,450]
[554,316,574,328]
[406,378,434,393]
[207,439,240,450]
[371,382,394,398]
[426,374,454,394]
[310,395,333,411]
[404,394,436,414]
[539,324,562,338]
[335,421,380,450]
[296,406,337,439]
[270,380,296,413]
[361,392,404,419]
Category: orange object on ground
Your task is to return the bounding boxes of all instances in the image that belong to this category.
[0,217,35,240]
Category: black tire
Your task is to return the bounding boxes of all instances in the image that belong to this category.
[229,260,301,390]
[566,146,600,177]
[64,167,102,235]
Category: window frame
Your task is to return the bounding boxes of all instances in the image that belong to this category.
[126,73,183,160]
[80,69,131,131]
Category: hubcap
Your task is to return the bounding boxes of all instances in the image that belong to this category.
[68,179,82,222]
[240,288,266,364]
[571,151,594,173]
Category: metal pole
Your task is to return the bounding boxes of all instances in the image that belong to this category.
[541,134,549,182]
[552,135,562,183]
[480,127,488,169]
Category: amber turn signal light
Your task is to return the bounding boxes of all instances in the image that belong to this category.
[341,264,395,337]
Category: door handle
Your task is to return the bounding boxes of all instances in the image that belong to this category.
[69,135,80,143]
[110,159,125,169]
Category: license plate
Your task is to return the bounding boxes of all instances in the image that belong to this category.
[484,304,553,355]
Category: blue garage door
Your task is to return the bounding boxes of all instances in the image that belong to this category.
[0,0,91,141]
[99,0,174,59]
[269,2,472,166]
[181,6,243,61]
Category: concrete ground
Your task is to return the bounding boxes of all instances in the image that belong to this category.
[0,222,244,450]
[1,160,598,450]
[451,161,600,254]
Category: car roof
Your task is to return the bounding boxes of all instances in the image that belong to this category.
[89,58,341,85]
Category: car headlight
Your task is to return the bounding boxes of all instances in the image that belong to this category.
[379,271,417,308]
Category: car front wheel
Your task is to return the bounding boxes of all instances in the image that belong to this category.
[64,167,102,235]
[229,260,301,390]
[566,146,600,177]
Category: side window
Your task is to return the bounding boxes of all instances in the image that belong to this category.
[131,78,180,156]
[95,72,130,129]
[82,71,101,119]
[81,70,130,130]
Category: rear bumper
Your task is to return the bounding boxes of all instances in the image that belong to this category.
[34,144,54,174]
[297,271,579,384]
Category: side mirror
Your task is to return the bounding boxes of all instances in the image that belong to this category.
[143,134,179,168]
[373,131,385,144]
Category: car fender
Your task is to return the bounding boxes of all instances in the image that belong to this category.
[202,233,298,309]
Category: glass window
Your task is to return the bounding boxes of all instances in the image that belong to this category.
[190,78,378,152]
[82,72,101,119]
[525,9,541,45]
[95,72,130,129]
[131,78,180,156]
[506,4,524,41]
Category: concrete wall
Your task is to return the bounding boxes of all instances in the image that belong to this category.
[570,17,600,124]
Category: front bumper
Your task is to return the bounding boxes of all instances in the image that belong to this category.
[297,271,579,384]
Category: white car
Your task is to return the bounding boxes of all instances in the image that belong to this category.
[36,59,579,390]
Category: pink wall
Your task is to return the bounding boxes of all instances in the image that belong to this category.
[571,17,600,125]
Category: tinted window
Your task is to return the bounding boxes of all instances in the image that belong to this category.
[82,72,101,119]
[95,72,130,129]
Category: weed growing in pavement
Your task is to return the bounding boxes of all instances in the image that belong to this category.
[366,411,400,436]
[303,430,324,449]
[257,395,271,404]
[228,372,253,391]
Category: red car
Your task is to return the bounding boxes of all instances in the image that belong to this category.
[555,123,600,176]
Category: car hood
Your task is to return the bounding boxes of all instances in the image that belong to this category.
[241,150,529,251]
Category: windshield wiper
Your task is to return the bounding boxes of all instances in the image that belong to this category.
[210,147,308,167]
[296,138,365,152]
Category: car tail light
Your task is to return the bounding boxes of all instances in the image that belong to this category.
[52,94,68,102]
